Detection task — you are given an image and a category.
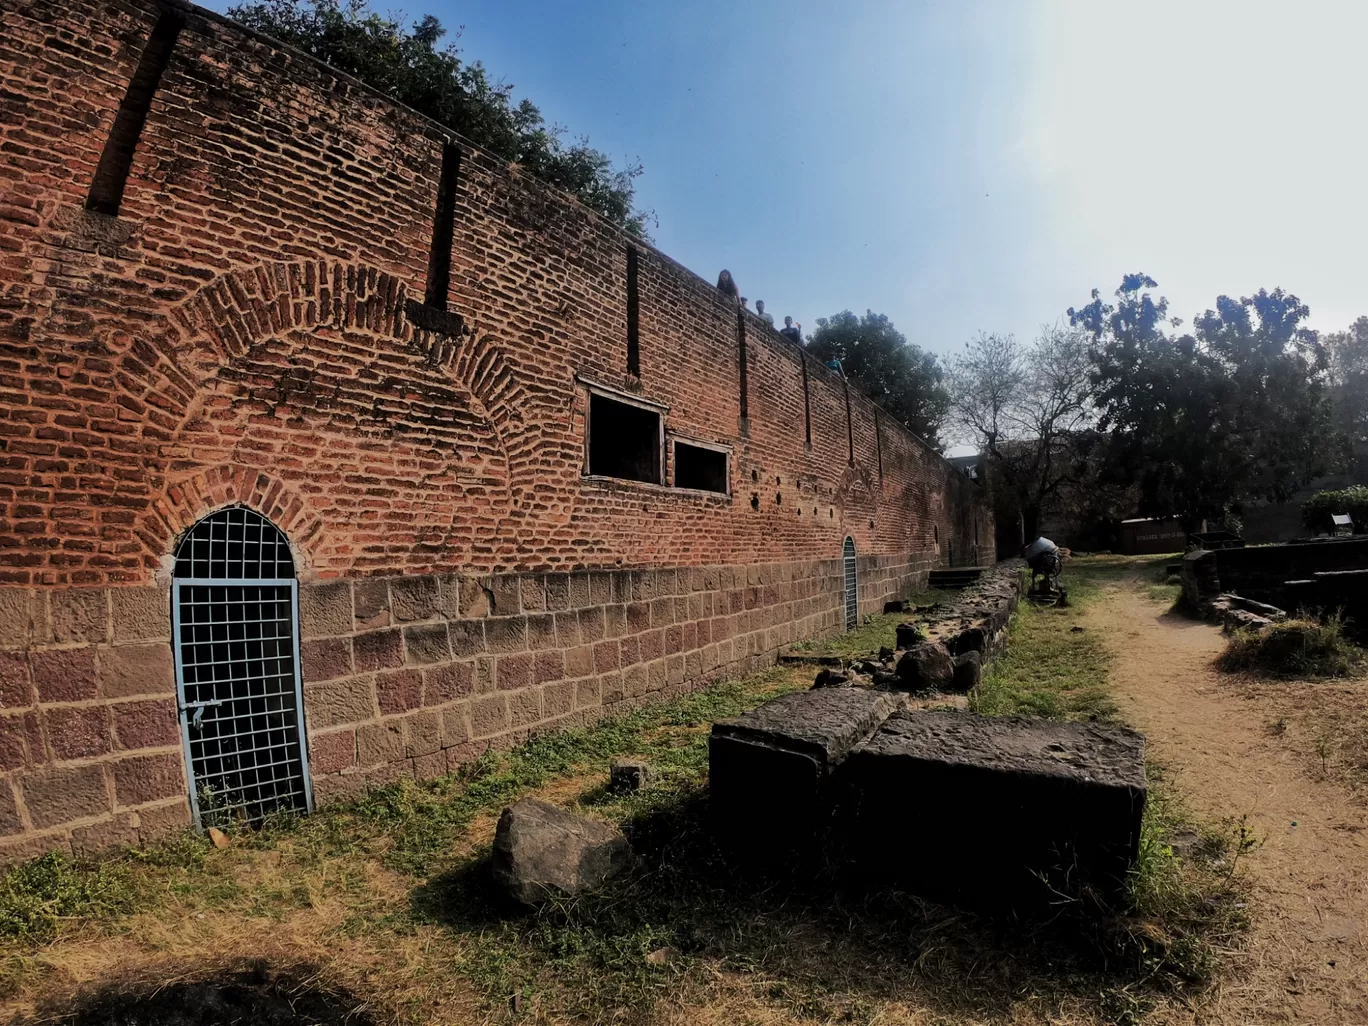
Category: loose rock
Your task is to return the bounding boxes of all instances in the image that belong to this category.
[610,759,654,792]
[951,650,982,692]
[812,667,856,689]
[492,798,631,907]
[894,622,924,650]
[895,640,955,691]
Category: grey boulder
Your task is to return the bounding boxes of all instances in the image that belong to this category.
[895,640,955,691]
[492,798,631,907]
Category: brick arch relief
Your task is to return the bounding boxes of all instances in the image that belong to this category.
[119,260,548,576]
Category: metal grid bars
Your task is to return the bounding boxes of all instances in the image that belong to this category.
[174,505,295,580]
[843,537,858,631]
[172,509,311,828]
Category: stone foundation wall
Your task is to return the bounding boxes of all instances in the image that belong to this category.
[0,552,933,859]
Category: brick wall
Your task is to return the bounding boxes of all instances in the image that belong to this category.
[0,0,992,858]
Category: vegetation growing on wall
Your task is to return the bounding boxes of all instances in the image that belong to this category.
[228,0,653,238]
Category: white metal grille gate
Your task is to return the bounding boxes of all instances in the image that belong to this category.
[172,507,313,828]
[842,537,857,631]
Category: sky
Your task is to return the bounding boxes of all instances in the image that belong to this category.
[207,0,1367,359]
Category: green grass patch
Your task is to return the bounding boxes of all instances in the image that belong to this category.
[789,590,942,659]
[0,670,803,945]
[970,577,1116,721]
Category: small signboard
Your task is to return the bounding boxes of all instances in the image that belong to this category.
[1332,513,1353,536]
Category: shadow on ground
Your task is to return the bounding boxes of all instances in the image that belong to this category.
[16,961,374,1026]
[410,787,1216,1023]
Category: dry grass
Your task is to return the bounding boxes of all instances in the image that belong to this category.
[0,558,1252,1026]
[1217,616,1364,679]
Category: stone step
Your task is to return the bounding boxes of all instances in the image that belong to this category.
[928,568,984,590]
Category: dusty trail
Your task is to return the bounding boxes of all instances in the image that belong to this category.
[1086,576,1368,1025]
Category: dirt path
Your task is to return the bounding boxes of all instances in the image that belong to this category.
[1086,576,1368,1025]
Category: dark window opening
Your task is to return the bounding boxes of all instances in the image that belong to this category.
[674,441,728,493]
[588,392,661,483]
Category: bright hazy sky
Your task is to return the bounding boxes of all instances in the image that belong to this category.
[207,0,1367,356]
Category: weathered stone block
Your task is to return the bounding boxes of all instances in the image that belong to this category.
[301,636,353,682]
[375,668,423,715]
[390,575,441,622]
[98,643,174,698]
[299,581,353,638]
[354,628,403,672]
[352,580,391,630]
[46,589,108,644]
[308,728,356,774]
[0,783,23,836]
[112,753,185,807]
[709,688,901,860]
[356,720,404,767]
[838,711,1146,909]
[110,587,170,643]
[403,623,451,665]
[422,662,473,704]
[0,653,33,709]
[33,647,99,703]
[303,678,376,729]
[45,706,112,760]
[492,797,631,906]
[22,763,109,828]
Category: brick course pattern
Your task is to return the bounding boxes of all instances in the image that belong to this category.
[0,0,992,858]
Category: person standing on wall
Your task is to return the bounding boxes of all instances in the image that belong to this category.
[755,299,774,326]
[780,316,802,345]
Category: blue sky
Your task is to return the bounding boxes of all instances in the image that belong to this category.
[208,0,1367,362]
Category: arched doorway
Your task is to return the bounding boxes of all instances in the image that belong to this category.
[172,506,313,827]
[842,536,858,631]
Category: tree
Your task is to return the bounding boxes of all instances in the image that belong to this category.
[1325,315,1368,459]
[1072,274,1336,530]
[947,326,1095,543]
[229,0,653,238]
[805,310,950,447]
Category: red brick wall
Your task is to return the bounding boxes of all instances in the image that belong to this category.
[0,0,992,858]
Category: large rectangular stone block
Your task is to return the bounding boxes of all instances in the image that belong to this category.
[838,711,1145,909]
[709,688,901,860]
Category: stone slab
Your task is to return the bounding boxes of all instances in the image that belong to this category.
[837,710,1146,910]
[710,688,901,860]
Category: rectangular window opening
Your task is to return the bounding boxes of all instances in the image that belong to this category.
[588,391,661,484]
[674,440,729,494]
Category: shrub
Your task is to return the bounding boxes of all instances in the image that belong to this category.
[1301,485,1368,535]
[1217,615,1363,678]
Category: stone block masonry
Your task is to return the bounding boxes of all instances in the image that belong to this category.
[0,0,992,857]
